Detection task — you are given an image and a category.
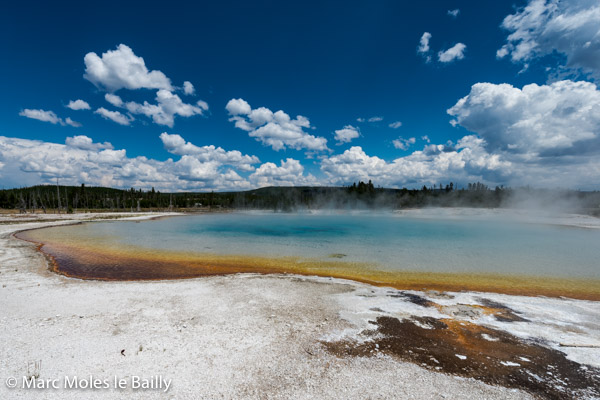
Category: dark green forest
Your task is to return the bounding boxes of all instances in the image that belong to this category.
[1,182,599,216]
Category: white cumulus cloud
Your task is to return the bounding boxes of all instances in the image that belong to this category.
[497,0,600,80]
[249,158,317,187]
[183,81,195,95]
[418,32,432,53]
[389,121,403,129]
[94,107,133,126]
[417,32,433,62]
[64,117,82,128]
[19,109,62,124]
[316,80,600,189]
[66,135,113,151]
[0,135,263,191]
[321,141,510,189]
[105,93,123,107]
[444,79,600,188]
[124,90,208,127]
[82,45,205,127]
[160,132,259,171]
[66,99,90,110]
[392,137,416,150]
[84,44,173,92]
[334,125,360,144]
[447,80,600,156]
[226,98,252,116]
[225,98,328,152]
[19,109,81,127]
[438,43,467,63]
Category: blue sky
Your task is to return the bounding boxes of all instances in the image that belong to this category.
[2,0,600,191]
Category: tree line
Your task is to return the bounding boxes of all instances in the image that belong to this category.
[1,182,599,216]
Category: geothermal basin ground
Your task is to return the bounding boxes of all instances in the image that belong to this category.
[0,211,599,399]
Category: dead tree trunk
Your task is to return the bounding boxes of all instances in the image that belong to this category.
[18,194,27,214]
[56,179,61,214]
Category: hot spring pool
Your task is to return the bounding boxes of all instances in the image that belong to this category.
[17,209,600,299]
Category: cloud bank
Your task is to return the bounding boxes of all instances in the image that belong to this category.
[0,134,316,191]
[446,79,600,188]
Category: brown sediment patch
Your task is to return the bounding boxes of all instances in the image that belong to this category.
[475,298,530,322]
[425,290,455,300]
[390,296,529,324]
[389,292,437,308]
[433,302,529,323]
[14,227,600,301]
[323,316,600,399]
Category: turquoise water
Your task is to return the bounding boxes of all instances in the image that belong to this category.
[44,210,600,279]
